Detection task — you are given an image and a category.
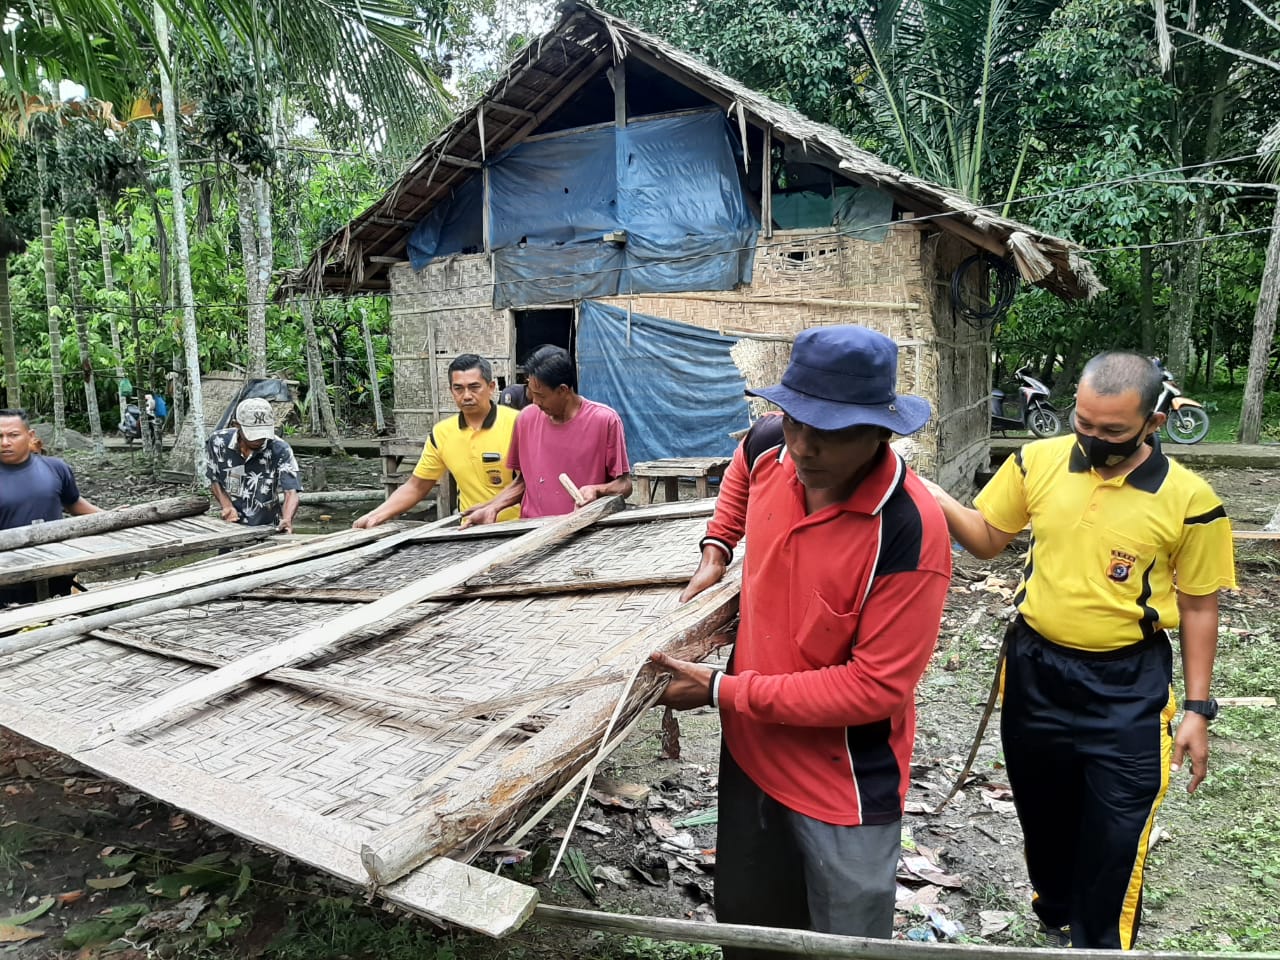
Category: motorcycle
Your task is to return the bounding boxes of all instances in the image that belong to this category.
[1066,360,1211,445]
[1155,365,1211,444]
[991,365,1062,438]
[118,401,142,444]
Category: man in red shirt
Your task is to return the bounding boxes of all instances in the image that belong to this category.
[652,326,951,949]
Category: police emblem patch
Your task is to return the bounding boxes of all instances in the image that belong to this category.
[1107,548,1138,583]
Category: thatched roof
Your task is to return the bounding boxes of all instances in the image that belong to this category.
[287,1,1100,301]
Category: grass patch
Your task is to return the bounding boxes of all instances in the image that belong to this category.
[1190,384,1280,444]
[1146,626,1280,949]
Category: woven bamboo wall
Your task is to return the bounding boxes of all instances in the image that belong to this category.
[921,232,992,493]
[386,225,991,482]
[597,226,944,477]
[389,257,510,439]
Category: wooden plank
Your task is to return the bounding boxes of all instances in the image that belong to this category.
[0,496,209,552]
[359,572,741,884]
[91,497,627,744]
[405,499,718,545]
[0,524,270,586]
[0,696,536,937]
[0,524,410,636]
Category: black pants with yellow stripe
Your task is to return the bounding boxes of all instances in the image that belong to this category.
[1001,617,1176,950]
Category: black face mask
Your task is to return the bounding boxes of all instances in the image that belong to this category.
[1075,420,1151,469]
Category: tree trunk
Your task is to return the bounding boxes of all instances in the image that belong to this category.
[252,175,274,378]
[122,228,144,399]
[97,200,127,422]
[287,230,343,448]
[36,150,66,450]
[154,2,208,482]
[1238,194,1280,445]
[64,214,106,455]
[237,170,266,377]
[0,256,18,407]
[1139,243,1155,354]
[1165,7,1237,384]
[359,306,385,431]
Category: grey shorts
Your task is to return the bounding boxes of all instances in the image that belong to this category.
[715,742,901,958]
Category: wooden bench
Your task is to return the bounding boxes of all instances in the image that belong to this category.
[631,457,732,505]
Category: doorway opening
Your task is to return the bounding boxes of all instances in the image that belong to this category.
[512,307,576,382]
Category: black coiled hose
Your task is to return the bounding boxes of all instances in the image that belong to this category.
[951,253,1019,327]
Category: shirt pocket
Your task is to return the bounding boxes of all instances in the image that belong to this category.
[1087,526,1158,597]
[478,451,506,487]
[794,590,860,668]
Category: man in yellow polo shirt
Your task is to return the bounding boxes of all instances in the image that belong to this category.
[924,351,1234,951]
[353,354,519,528]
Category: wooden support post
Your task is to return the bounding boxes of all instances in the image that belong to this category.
[762,126,773,238]
[0,496,209,552]
[358,574,740,885]
[480,106,492,255]
[91,497,626,744]
[612,59,626,129]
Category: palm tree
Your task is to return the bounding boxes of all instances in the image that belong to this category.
[850,0,1063,202]
[8,0,451,474]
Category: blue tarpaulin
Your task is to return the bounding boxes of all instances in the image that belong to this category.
[407,108,760,304]
[577,300,750,465]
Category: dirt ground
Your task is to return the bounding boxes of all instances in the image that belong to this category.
[2,449,1278,957]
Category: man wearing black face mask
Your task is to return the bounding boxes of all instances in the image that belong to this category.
[922,352,1235,950]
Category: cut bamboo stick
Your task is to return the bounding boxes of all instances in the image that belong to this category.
[359,573,740,885]
[90,496,626,745]
[0,496,210,552]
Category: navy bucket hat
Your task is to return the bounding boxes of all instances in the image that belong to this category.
[747,326,931,436]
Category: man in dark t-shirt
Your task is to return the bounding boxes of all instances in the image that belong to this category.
[0,408,102,605]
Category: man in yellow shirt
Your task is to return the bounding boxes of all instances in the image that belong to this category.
[353,354,520,527]
[923,352,1235,950]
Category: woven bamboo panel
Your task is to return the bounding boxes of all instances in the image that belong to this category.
[0,516,270,586]
[0,514,718,840]
[389,258,508,439]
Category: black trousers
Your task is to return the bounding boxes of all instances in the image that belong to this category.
[1001,617,1176,949]
[714,743,901,959]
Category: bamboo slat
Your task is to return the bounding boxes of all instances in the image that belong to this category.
[92,496,626,744]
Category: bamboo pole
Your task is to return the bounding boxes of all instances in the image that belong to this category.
[90,497,626,744]
[237,572,692,604]
[533,905,1278,960]
[0,524,411,637]
[0,496,209,552]
[359,574,740,885]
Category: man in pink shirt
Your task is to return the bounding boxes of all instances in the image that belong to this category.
[462,345,632,523]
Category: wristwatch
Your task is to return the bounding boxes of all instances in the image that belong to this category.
[1182,698,1219,721]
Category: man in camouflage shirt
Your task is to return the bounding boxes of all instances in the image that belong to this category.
[205,398,302,533]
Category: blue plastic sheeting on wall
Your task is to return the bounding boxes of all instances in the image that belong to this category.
[408,108,760,303]
[576,300,750,465]
[616,111,758,295]
[488,126,618,248]
[493,243,623,309]
[406,175,483,269]
[770,184,893,240]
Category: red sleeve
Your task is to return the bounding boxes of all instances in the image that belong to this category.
[718,568,948,727]
[606,410,630,478]
[701,442,749,560]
